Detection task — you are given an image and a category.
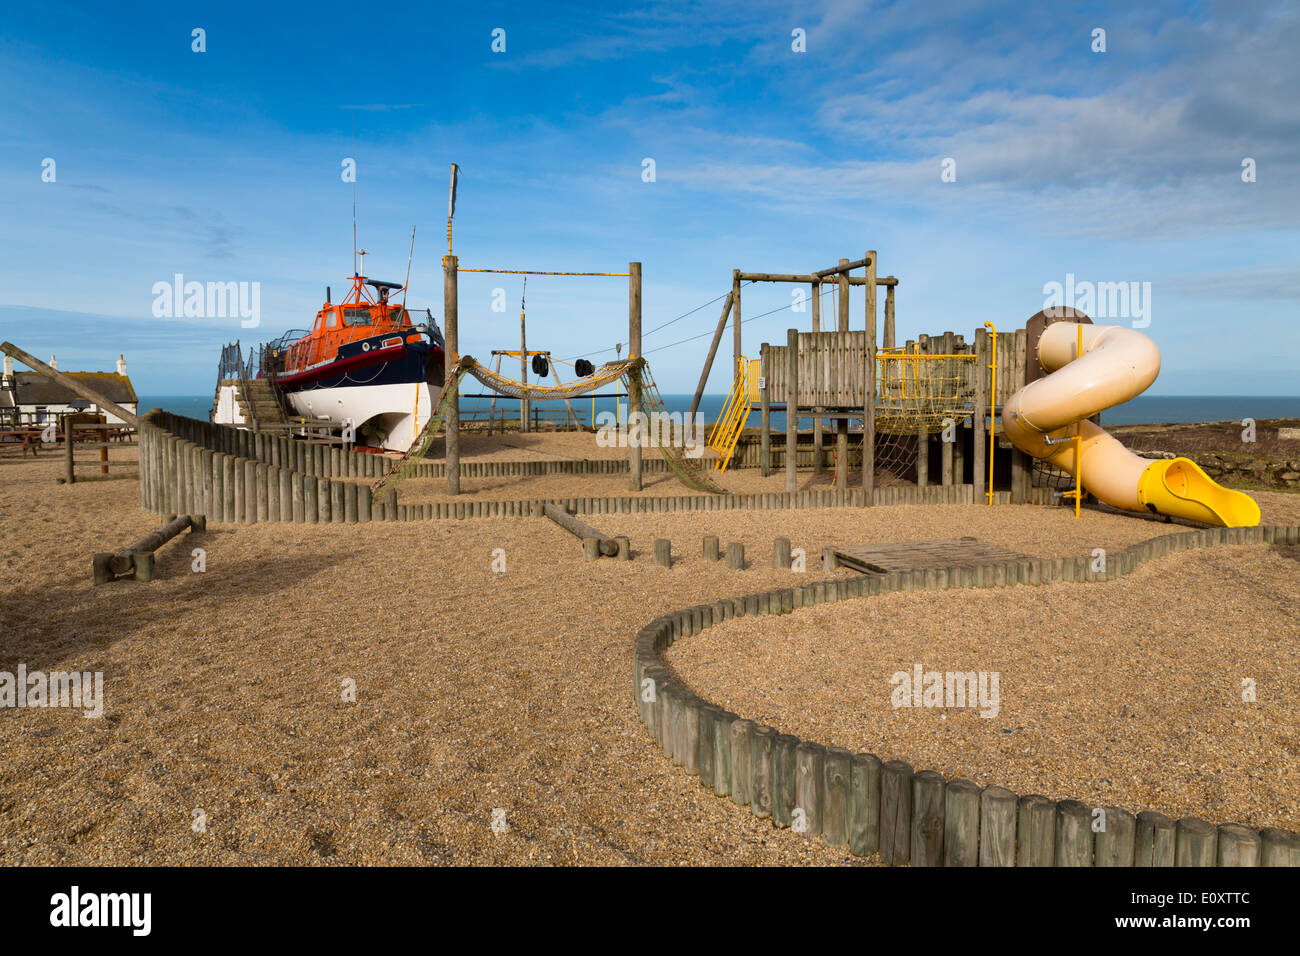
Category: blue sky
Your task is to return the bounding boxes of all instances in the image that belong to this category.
[1,0,1296,396]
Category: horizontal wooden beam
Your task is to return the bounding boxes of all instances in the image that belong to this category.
[812,256,872,278]
[737,273,898,287]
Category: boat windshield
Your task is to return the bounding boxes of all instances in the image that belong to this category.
[343,308,372,327]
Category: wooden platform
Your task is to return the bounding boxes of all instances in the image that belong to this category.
[831,537,1033,574]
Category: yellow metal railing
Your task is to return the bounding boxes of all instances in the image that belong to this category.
[746,358,762,402]
[707,357,752,473]
[875,352,976,401]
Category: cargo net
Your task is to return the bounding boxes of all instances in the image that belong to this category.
[868,352,977,484]
[374,356,724,495]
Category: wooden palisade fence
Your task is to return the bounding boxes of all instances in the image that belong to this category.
[633,524,1300,867]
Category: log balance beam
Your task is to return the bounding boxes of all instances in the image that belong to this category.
[93,513,206,584]
[541,502,621,559]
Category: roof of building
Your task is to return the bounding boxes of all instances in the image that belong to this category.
[6,371,138,406]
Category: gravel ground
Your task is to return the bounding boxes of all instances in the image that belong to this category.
[1,440,1295,864]
[668,545,1300,831]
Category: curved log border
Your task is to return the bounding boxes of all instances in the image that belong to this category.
[632,525,1300,866]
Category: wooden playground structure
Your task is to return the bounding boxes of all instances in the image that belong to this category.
[690,252,1060,506]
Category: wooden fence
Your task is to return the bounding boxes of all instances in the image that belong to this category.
[634,523,1300,866]
[140,410,1043,524]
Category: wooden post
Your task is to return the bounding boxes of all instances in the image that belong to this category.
[689,292,733,422]
[1056,799,1094,866]
[973,327,988,503]
[62,414,74,484]
[943,779,981,866]
[773,734,800,828]
[520,302,529,433]
[629,262,643,492]
[1094,806,1137,866]
[731,270,742,378]
[653,538,671,567]
[702,535,720,561]
[443,254,460,495]
[941,332,955,486]
[1216,823,1261,866]
[1016,795,1057,866]
[883,283,896,350]
[726,719,753,806]
[487,353,502,435]
[795,742,826,837]
[811,281,823,475]
[863,251,877,498]
[822,747,852,847]
[772,536,791,569]
[979,786,1017,866]
[759,343,771,477]
[835,259,849,491]
[726,541,744,570]
[848,752,882,857]
[785,328,797,493]
[751,726,776,819]
[879,760,913,865]
[1175,817,1217,866]
[911,770,945,866]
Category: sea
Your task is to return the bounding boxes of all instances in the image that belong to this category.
[138,394,1300,429]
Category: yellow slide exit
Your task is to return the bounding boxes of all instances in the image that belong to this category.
[1001,323,1260,528]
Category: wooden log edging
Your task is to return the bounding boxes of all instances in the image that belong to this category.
[131,410,1145,527]
[632,525,1300,867]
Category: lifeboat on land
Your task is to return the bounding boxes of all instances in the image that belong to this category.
[257,272,444,451]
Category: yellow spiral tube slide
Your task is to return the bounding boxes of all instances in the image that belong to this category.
[1002,323,1260,528]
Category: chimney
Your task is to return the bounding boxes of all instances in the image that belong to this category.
[49,355,58,370]
[117,354,127,376]
[2,354,12,381]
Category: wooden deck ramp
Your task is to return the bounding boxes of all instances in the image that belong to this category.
[830,537,1033,574]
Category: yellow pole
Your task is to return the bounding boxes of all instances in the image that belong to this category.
[984,321,998,506]
[1073,323,1083,518]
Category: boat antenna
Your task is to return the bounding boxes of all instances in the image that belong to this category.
[402,225,416,307]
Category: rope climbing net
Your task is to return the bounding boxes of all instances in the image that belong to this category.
[872,352,977,484]
[372,355,725,495]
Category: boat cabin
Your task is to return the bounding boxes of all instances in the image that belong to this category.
[286,275,419,372]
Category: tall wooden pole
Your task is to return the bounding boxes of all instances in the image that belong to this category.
[731,269,742,383]
[629,262,643,491]
[811,282,823,475]
[884,284,896,350]
[520,302,529,433]
[973,327,988,503]
[863,251,877,500]
[785,328,798,493]
[689,292,733,422]
[443,254,460,495]
[836,259,849,490]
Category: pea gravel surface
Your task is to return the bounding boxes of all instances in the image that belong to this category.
[667,544,1300,832]
[2,441,1296,864]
